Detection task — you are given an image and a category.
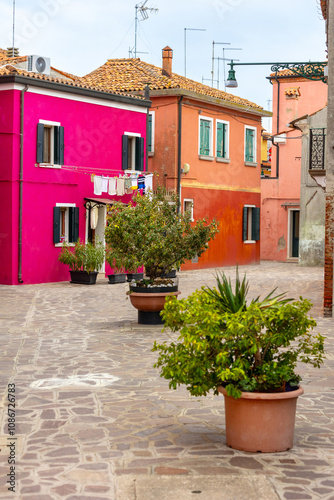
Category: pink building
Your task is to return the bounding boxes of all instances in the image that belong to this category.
[261,71,327,262]
[0,59,150,285]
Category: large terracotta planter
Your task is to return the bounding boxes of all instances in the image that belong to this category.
[218,386,304,453]
[128,289,180,324]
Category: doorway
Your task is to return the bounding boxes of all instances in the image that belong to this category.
[289,209,300,258]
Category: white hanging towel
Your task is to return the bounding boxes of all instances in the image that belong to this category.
[101,176,109,193]
[116,178,125,196]
[145,173,153,192]
[108,177,117,195]
[90,206,99,230]
[94,176,102,195]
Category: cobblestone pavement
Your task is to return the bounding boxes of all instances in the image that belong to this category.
[0,261,333,500]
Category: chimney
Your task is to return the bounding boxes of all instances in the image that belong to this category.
[162,46,173,78]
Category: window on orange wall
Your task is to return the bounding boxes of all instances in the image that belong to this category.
[245,126,257,164]
[183,199,194,221]
[243,205,260,242]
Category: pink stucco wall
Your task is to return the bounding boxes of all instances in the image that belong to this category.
[261,77,327,261]
[0,86,147,284]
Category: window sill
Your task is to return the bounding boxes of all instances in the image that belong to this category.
[244,162,258,167]
[55,242,75,247]
[37,163,62,169]
[198,155,215,161]
[216,157,231,163]
[148,151,154,157]
[243,240,256,244]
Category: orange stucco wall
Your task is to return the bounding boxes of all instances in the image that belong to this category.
[261,77,327,261]
[148,95,263,269]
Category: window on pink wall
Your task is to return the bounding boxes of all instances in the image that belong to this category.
[37,120,64,168]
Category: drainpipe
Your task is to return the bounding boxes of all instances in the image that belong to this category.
[18,85,28,283]
[144,84,150,174]
[177,95,183,213]
[269,75,280,179]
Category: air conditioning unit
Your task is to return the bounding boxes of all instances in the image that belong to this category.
[27,55,51,75]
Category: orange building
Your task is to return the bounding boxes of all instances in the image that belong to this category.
[81,47,271,270]
[261,70,327,262]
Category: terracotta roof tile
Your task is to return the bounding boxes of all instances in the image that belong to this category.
[0,50,143,100]
[284,87,301,97]
[80,58,263,110]
[0,64,143,99]
[321,0,327,19]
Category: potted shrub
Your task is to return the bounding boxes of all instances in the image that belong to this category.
[105,249,127,284]
[104,188,219,324]
[58,239,105,284]
[153,269,325,452]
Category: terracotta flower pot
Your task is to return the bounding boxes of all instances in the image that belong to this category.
[128,290,181,324]
[218,386,304,453]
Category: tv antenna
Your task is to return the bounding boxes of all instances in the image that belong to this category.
[133,1,158,58]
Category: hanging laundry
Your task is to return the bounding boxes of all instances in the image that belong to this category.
[108,177,117,195]
[101,176,109,193]
[90,206,99,230]
[131,177,137,188]
[94,176,102,195]
[145,173,153,192]
[116,177,125,196]
[124,177,132,190]
[137,174,145,194]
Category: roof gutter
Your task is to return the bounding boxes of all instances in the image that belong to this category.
[18,84,28,283]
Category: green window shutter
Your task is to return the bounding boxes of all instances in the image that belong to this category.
[148,114,153,152]
[242,207,248,241]
[69,207,79,243]
[53,207,61,244]
[200,119,210,155]
[37,123,44,163]
[54,126,65,165]
[135,137,144,171]
[216,122,226,158]
[122,135,129,170]
[252,207,260,241]
[245,128,254,162]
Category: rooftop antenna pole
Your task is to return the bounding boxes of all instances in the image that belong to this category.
[184,27,206,77]
[212,41,230,87]
[12,0,15,55]
[134,1,158,58]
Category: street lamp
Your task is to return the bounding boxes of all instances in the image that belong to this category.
[226,60,328,88]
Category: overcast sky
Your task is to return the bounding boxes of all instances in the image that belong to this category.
[0,0,327,123]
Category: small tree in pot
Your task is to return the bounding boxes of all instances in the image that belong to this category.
[104,188,219,322]
[153,269,325,451]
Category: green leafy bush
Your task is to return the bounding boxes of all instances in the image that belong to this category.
[58,239,105,273]
[153,270,325,398]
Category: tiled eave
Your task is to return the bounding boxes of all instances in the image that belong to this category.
[0,74,151,109]
[134,88,272,118]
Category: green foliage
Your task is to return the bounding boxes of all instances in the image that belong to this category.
[153,270,325,399]
[58,239,105,273]
[104,188,219,281]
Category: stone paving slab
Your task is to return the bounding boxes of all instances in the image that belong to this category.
[0,262,333,499]
[115,474,280,499]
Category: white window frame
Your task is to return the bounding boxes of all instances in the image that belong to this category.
[54,203,76,247]
[244,125,257,165]
[183,198,194,222]
[148,111,155,154]
[124,131,141,172]
[198,116,214,159]
[38,119,62,169]
[216,119,230,160]
[244,204,256,244]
